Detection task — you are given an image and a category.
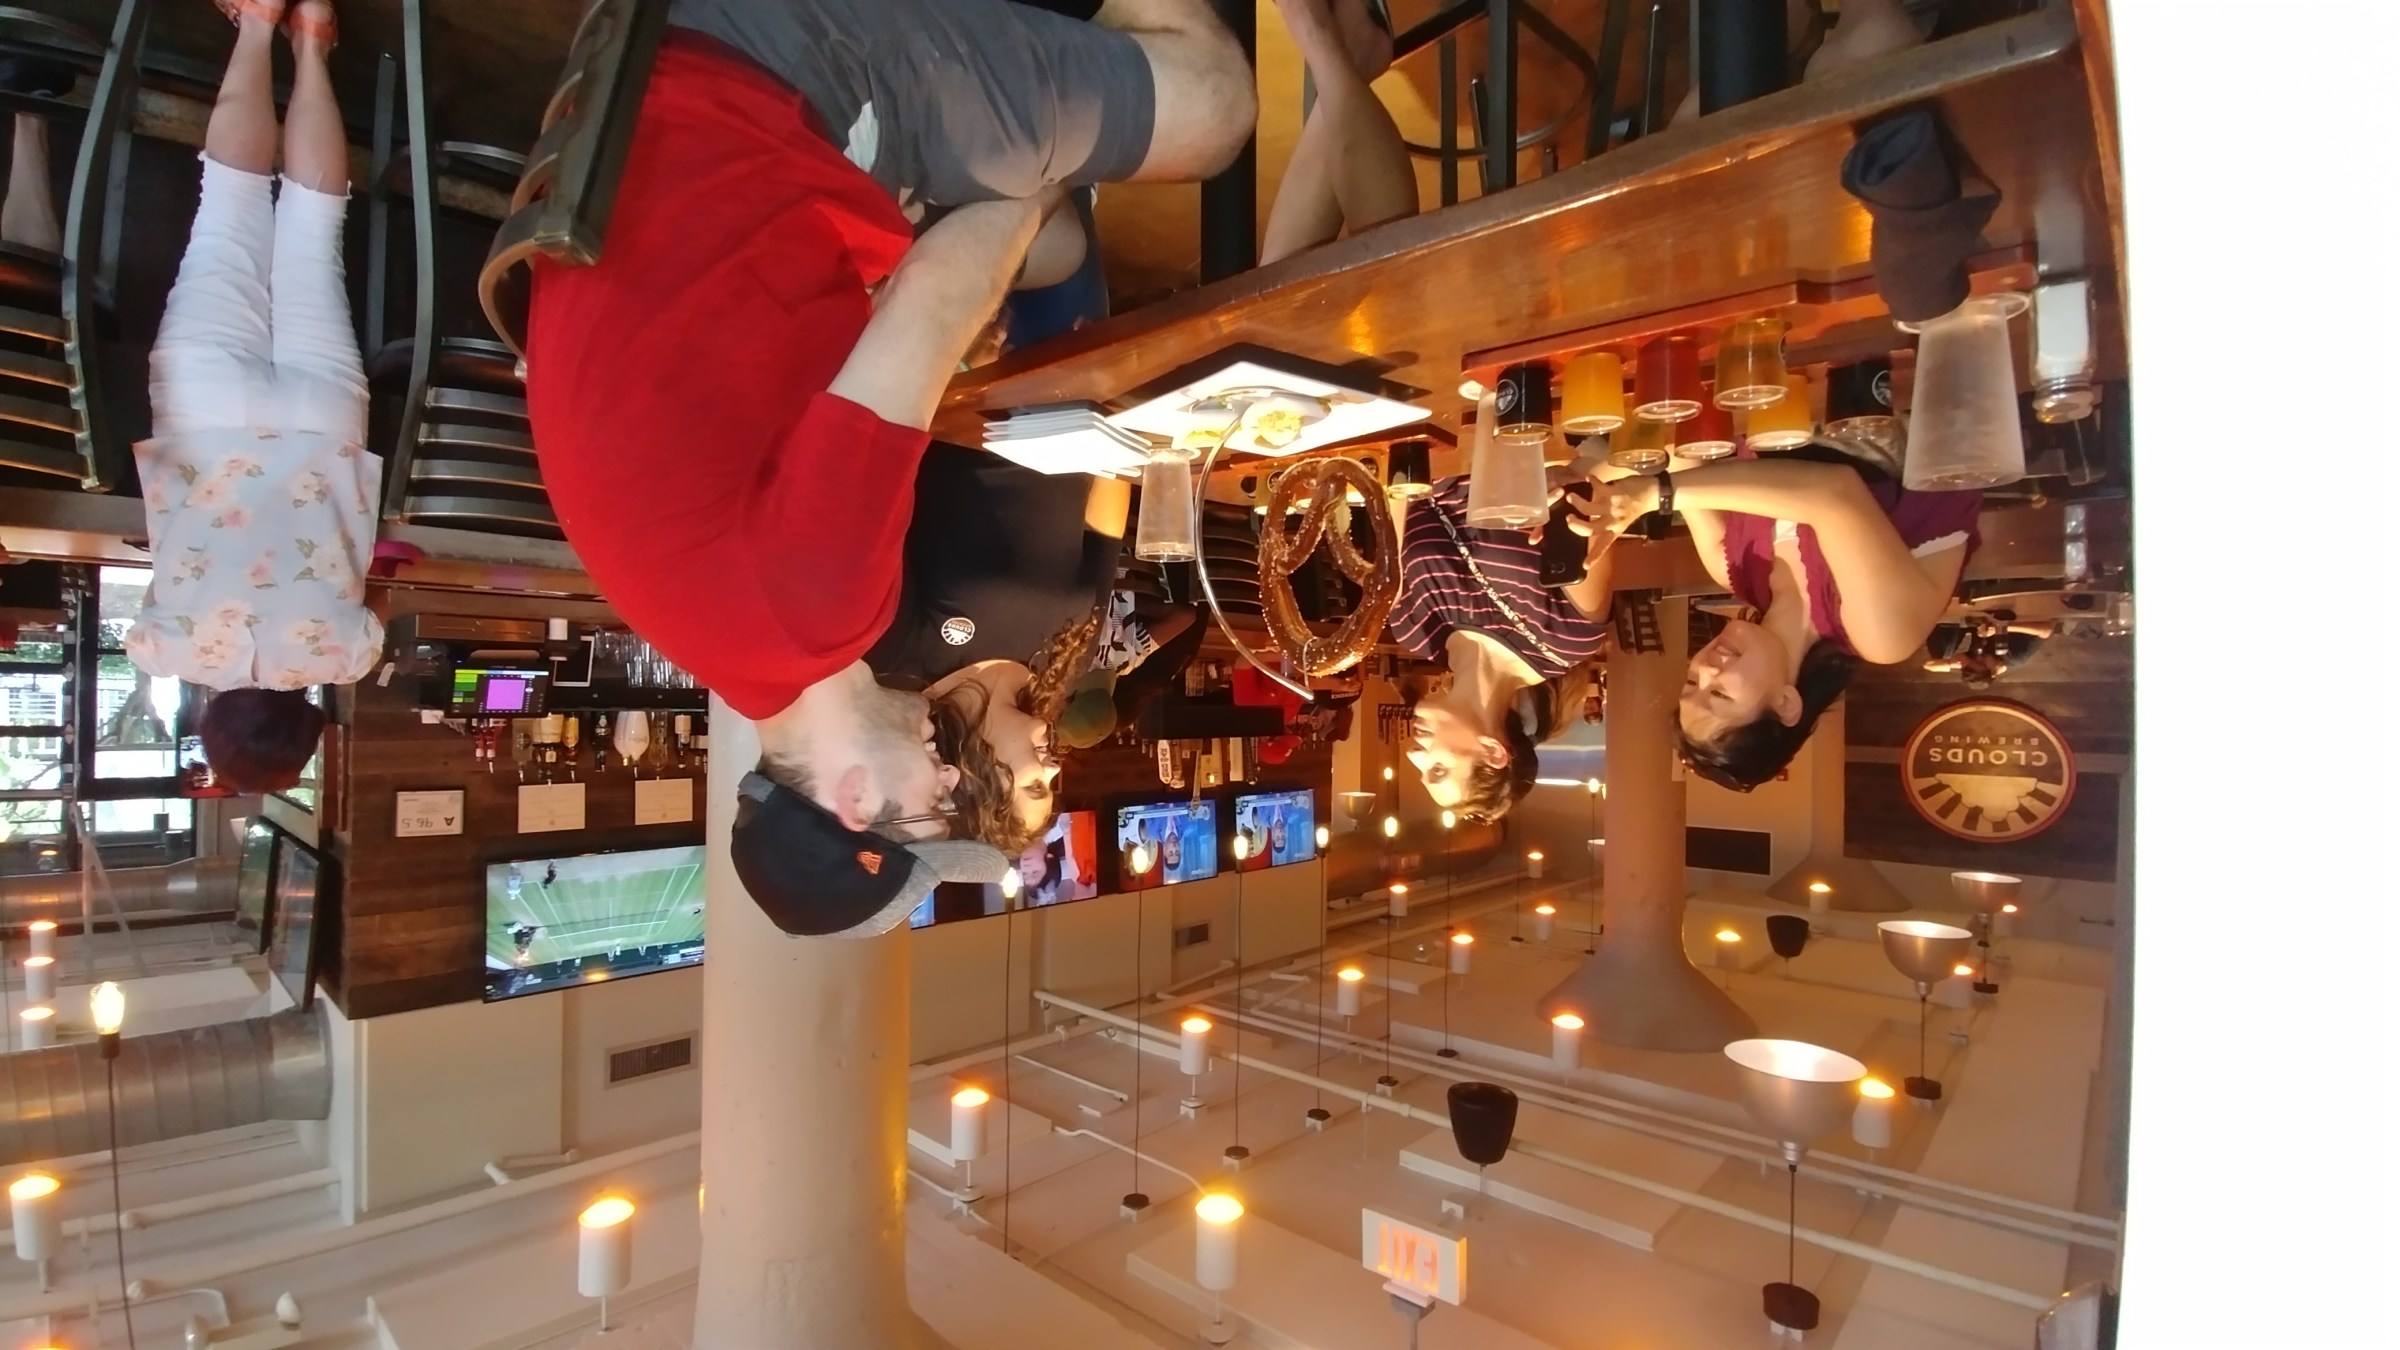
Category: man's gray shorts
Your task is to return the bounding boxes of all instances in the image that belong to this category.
[669,0,1157,211]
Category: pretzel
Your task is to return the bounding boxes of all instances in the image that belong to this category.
[1255,458,1400,676]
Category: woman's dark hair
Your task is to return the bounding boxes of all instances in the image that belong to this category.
[1677,638,1856,792]
[1453,664,1595,824]
[199,688,327,793]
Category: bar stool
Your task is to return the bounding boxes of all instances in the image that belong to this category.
[0,0,146,493]
[366,0,564,538]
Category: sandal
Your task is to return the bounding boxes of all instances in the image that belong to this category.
[283,0,337,51]
[213,0,287,27]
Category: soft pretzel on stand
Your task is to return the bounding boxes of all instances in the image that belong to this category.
[1256,458,1400,676]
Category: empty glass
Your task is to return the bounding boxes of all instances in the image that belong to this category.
[1713,317,1789,408]
[1495,362,1555,437]
[1675,394,1738,461]
[1465,391,1549,530]
[1387,438,1435,499]
[1745,373,1816,450]
[1607,413,1674,472]
[1560,351,1626,435]
[1824,359,1904,470]
[1135,446,1200,561]
[1633,334,1702,422]
[1902,292,2031,490]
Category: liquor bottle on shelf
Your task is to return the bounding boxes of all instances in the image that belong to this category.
[561,714,583,780]
[593,713,613,772]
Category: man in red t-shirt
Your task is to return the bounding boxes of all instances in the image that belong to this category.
[526,0,1254,938]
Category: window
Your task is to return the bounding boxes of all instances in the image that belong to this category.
[94,566,182,781]
[0,565,194,876]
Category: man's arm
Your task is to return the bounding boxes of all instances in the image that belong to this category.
[827,194,1055,431]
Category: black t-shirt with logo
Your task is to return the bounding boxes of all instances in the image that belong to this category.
[864,443,1122,689]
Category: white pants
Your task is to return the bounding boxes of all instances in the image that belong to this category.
[149,155,367,444]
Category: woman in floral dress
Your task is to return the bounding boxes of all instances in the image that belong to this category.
[126,0,379,791]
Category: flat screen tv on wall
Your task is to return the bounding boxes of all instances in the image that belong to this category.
[1232,789,1316,869]
[483,844,707,1002]
[1116,798,1218,890]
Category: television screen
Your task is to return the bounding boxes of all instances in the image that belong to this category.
[1232,790,1316,870]
[267,841,322,1010]
[1116,799,1218,889]
[234,818,278,952]
[1007,810,1100,910]
[484,845,707,1001]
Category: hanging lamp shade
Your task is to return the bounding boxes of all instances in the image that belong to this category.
[1446,1082,1519,1167]
[1765,914,1811,961]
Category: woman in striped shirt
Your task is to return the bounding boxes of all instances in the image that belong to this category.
[1392,475,1612,821]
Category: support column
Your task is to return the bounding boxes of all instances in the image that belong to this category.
[1540,599,1756,1050]
[695,701,950,1349]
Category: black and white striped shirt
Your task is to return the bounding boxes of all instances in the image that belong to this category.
[1387,476,1607,678]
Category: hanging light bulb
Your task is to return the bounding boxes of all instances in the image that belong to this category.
[1440,809,1456,831]
[1586,778,1601,795]
[1000,868,1022,902]
[1233,834,1250,862]
[90,981,125,1057]
[1524,849,1545,879]
[1550,1011,1586,1068]
[1381,816,1399,840]
[1335,966,1366,1017]
[1315,825,1330,851]
[1387,882,1409,918]
[1532,902,1556,941]
[1131,843,1155,876]
[1381,766,1395,783]
[1448,931,1474,974]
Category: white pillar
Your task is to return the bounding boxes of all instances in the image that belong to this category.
[694,700,949,1349]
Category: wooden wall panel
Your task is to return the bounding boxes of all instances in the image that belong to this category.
[328,590,704,1020]
[1843,630,2131,884]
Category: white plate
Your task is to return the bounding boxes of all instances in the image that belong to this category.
[1108,359,1429,459]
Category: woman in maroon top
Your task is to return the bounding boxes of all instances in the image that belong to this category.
[1576,454,1981,792]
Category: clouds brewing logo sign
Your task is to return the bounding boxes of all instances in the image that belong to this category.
[1901,701,2077,842]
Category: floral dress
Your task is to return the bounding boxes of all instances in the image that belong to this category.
[125,427,384,691]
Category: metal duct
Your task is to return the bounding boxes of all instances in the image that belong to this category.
[0,856,239,928]
[0,1006,329,1166]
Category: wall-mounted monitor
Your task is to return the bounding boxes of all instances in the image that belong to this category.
[234,818,279,953]
[267,838,325,1010]
[1012,810,1100,909]
[1116,799,1218,889]
[1232,790,1316,870]
[448,666,552,717]
[483,844,707,1001]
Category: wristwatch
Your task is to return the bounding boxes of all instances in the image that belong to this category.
[1644,471,1675,540]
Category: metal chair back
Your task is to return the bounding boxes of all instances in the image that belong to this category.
[477,0,665,360]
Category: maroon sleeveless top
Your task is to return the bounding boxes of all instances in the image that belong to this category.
[1718,480,1983,657]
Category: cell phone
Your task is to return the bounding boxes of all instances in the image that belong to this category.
[1540,482,1593,587]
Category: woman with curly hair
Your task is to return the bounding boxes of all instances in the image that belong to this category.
[863,453,1117,853]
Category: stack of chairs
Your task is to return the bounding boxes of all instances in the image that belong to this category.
[0,0,146,495]
[365,0,559,538]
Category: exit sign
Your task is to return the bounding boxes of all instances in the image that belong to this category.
[1361,1208,1465,1305]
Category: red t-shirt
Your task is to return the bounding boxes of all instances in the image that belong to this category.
[526,37,923,720]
